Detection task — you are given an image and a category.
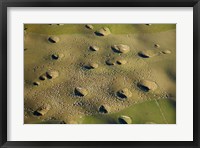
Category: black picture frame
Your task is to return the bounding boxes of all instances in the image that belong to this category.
[0,0,199,147]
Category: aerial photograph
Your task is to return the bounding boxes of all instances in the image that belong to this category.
[24,24,176,124]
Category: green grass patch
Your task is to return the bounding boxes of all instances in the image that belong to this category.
[79,99,176,124]
[25,24,176,35]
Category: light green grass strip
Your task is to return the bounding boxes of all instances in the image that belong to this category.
[25,24,176,35]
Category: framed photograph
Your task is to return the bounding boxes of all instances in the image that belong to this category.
[0,0,199,147]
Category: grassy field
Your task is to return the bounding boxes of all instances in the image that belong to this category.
[25,24,176,35]
[79,99,176,124]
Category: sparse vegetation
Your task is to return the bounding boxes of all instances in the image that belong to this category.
[24,24,176,124]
